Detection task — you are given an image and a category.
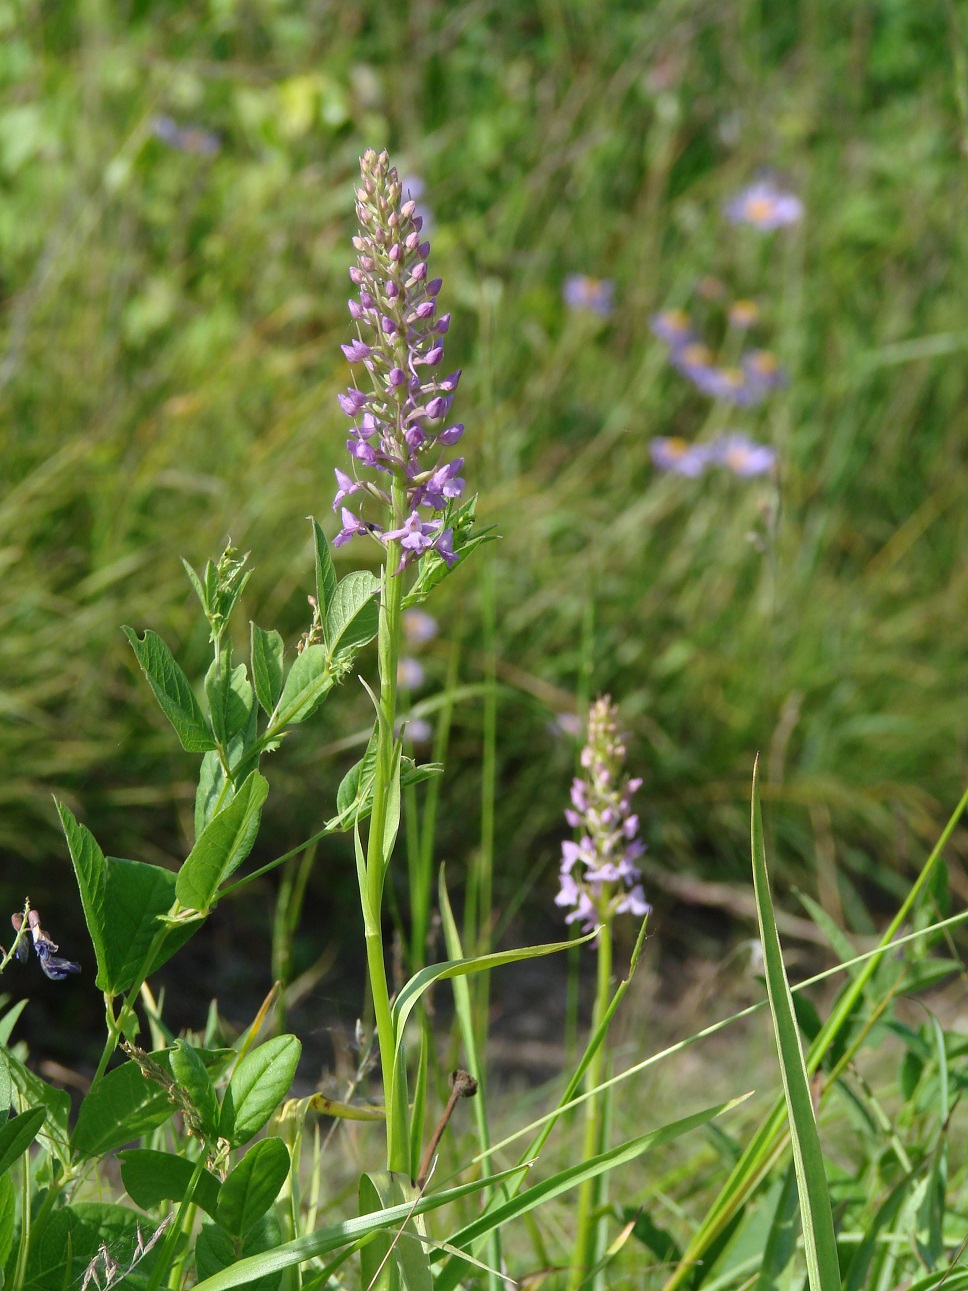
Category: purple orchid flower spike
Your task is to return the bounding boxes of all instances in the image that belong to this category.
[333,150,467,573]
[555,696,650,934]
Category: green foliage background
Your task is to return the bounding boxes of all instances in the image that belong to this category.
[2,0,966,945]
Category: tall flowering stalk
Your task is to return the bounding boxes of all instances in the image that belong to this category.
[336,150,467,1174]
[558,697,649,1291]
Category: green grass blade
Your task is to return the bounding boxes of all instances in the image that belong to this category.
[433,1098,746,1291]
[189,1163,525,1291]
[750,756,840,1291]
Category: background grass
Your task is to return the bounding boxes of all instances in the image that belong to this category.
[2,0,967,1025]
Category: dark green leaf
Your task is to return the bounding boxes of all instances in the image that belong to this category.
[0,1106,47,1177]
[58,801,198,994]
[171,1039,220,1138]
[325,571,379,659]
[24,1202,164,1291]
[72,1047,233,1158]
[272,645,333,729]
[0,1174,14,1269]
[1,1048,70,1166]
[207,660,255,749]
[197,1213,283,1291]
[311,517,338,623]
[251,625,284,716]
[176,771,269,913]
[123,627,216,752]
[118,1148,221,1219]
[196,749,232,839]
[219,1035,301,1148]
[335,724,378,823]
[216,1138,291,1238]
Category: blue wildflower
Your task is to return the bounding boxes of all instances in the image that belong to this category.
[563,274,615,317]
[724,179,803,230]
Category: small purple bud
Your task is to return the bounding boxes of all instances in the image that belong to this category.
[424,345,444,366]
[437,423,464,446]
[409,263,428,283]
[417,240,431,259]
[388,367,407,387]
[389,242,402,261]
[338,389,368,415]
[381,316,396,335]
[348,299,364,320]
[434,314,451,334]
[439,370,461,392]
[341,339,371,362]
[349,266,365,285]
[427,278,442,296]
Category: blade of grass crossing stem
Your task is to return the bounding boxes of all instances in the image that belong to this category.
[663,780,968,1290]
[750,757,840,1290]
[438,869,502,1291]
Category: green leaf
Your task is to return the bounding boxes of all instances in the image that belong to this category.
[118,1148,221,1219]
[197,1213,283,1291]
[272,645,333,729]
[335,724,379,823]
[216,1138,291,1239]
[219,1035,301,1148]
[58,802,198,994]
[171,1039,220,1138]
[196,749,232,839]
[0,1044,11,1112]
[24,1202,165,1291]
[1,1048,70,1166]
[251,625,284,715]
[325,570,379,659]
[207,660,255,749]
[750,758,841,1291]
[176,771,269,913]
[311,516,338,623]
[0,1107,46,1177]
[123,627,216,752]
[72,1047,234,1159]
[0,1174,14,1269]
[359,1172,433,1291]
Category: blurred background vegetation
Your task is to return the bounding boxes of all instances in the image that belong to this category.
[2,0,967,1051]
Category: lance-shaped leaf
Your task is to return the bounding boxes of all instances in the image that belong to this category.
[177,770,269,913]
[750,757,840,1291]
[251,625,284,716]
[123,627,216,752]
[58,802,199,995]
[216,1138,291,1239]
[311,517,338,625]
[325,570,379,659]
[271,645,333,730]
[359,1172,432,1291]
[219,1035,301,1148]
[0,1106,47,1177]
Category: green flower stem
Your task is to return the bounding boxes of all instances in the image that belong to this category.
[570,920,613,1291]
[363,475,409,1173]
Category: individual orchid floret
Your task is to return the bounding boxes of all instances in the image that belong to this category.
[555,696,650,934]
[724,178,803,230]
[563,274,615,317]
[333,150,465,572]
